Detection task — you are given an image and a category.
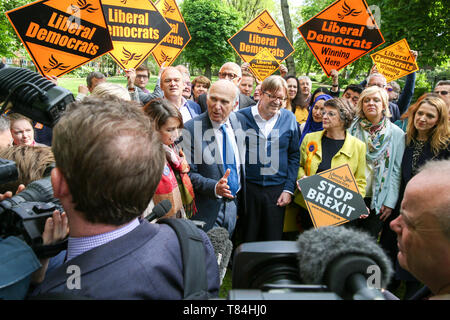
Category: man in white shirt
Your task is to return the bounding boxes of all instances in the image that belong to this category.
[160,67,201,123]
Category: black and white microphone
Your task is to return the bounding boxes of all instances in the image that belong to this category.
[146,200,172,222]
[296,226,393,300]
[206,227,233,285]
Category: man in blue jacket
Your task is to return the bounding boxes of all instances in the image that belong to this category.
[238,75,300,242]
[31,96,219,299]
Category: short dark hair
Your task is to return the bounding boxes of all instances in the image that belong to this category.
[52,96,165,226]
[136,65,150,77]
[343,84,364,95]
[86,71,105,88]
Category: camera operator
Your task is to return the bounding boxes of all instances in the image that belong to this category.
[0,145,67,299]
[30,96,219,299]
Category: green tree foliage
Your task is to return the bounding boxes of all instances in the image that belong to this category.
[368,0,449,68]
[181,0,242,78]
[293,0,448,79]
[225,0,274,23]
[0,0,28,57]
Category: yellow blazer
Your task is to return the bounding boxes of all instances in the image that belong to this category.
[294,130,367,207]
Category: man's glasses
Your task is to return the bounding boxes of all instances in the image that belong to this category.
[263,92,288,102]
[435,90,449,96]
[136,75,148,79]
[218,72,238,80]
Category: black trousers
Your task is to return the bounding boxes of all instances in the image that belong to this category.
[242,182,286,242]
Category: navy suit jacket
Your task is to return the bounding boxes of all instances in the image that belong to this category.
[31,220,219,299]
[182,112,247,231]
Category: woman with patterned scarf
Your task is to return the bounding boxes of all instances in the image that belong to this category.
[143,98,196,219]
[348,86,405,238]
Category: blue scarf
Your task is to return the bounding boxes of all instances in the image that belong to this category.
[299,94,333,146]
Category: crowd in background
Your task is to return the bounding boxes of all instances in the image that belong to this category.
[0,53,449,300]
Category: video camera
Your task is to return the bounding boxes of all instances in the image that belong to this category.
[0,158,66,259]
[0,67,74,127]
[228,226,394,300]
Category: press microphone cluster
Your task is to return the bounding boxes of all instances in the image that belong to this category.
[296,226,393,300]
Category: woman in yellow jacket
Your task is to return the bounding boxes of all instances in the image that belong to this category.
[292,98,367,231]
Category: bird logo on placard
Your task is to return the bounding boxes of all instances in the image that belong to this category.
[43,55,70,73]
[337,1,362,19]
[120,0,128,4]
[163,1,175,15]
[121,47,142,66]
[159,51,173,65]
[395,44,407,54]
[70,0,98,14]
[257,19,274,32]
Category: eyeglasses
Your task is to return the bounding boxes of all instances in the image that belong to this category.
[321,111,338,117]
[218,72,238,80]
[136,75,148,79]
[263,92,288,102]
[435,90,449,96]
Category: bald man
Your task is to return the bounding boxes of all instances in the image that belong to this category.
[159,67,201,123]
[197,62,256,113]
[182,80,247,235]
[390,159,450,300]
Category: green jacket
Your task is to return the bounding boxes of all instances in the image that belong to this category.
[294,130,367,207]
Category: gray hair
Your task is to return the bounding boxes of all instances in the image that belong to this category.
[0,116,10,132]
[324,98,355,129]
[417,159,450,241]
[86,71,105,88]
[435,80,450,87]
[298,76,312,86]
[366,73,387,87]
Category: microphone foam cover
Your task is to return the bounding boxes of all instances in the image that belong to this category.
[296,226,393,287]
[207,227,233,283]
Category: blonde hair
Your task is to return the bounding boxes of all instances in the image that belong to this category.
[406,95,449,155]
[91,82,131,101]
[356,86,391,119]
[0,145,55,193]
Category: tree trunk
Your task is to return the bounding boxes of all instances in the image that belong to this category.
[280,0,296,76]
[205,64,212,79]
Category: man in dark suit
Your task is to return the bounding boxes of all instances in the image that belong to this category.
[182,80,246,236]
[31,96,219,299]
[197,62,256,113]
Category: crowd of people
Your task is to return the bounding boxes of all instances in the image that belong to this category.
[0,53,449,300]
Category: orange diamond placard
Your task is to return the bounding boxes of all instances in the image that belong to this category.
[248,48,280,82]
[228,10,295,64]
[297,0,384,77]
[151,0,191,67]
[370,38,419,83]
[297,164,367,228]
[6,0,113,77]
[101,0,172,70]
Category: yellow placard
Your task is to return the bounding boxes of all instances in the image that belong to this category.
[228,10,295,64]
[101,0,172,70]
[151,0,191,67]
[248,48,280,82]
[298,164,366,228]
[6,0,113,77]
[370,38,419,83]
